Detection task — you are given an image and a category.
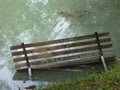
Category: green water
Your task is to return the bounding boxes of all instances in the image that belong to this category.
[0,0,120,89]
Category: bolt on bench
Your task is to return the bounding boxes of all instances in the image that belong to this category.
[10,32,116,71]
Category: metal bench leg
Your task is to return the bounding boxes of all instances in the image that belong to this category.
[95,32,108,71]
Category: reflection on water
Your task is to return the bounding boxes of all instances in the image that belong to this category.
[51,16,71,39]
[29,0,48,5]
[17,30,32,43]
[0,66,49,90]
[0,0,120,89]
[0,66,14,90]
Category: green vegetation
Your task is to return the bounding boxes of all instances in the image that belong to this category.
[37,64,120,90]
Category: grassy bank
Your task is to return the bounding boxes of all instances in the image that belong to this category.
[37,64,120,90]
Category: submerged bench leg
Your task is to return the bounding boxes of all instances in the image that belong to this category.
[22,43,32,80]
[22,43,36,89]
[28,67,32,80]
[101,56,108,71]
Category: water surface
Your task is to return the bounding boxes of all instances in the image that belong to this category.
[0,0,120,89]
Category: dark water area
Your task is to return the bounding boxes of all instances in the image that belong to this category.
[0,0,120,90]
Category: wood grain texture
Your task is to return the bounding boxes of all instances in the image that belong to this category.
[15,50,115,69]
[12,38,111,56]
[10,32,109,50]
[13,43,112,62]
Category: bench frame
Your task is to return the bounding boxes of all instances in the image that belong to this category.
[10,32,116,71]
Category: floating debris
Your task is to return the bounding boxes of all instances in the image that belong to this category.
[58,11,73,17]
[58,10,90,17]
[75,10,91,17]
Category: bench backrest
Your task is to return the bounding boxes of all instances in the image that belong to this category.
[10,32,116,70]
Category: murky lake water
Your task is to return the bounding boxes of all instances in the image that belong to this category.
[0,0,120,90]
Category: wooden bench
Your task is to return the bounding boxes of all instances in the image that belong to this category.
[10,32,116,70]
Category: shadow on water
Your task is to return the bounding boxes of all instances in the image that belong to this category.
[12,60,117,89]
[0,49,117,90]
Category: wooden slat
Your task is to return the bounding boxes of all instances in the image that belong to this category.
[15,50,115,68]
[14,43,112,62]
[10,32,109,50]
[15,54,115,69]
[35,56,115,70]
[12,38,111,56]
[30,50,114,65]
[15,52,99,68]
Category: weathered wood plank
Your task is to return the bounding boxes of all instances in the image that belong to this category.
[16,55,115,70]
[10,32,109,50]
[15,50,115,68]
[13,43,112,62]
[35,56,115,70]
[12,38,111,56]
